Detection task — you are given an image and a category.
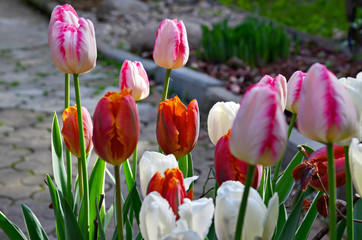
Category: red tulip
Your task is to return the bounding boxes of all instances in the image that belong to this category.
[147,168,193,218]
[215,130,263,189]
[156,96,199,159]
[292,145,346,191]
[93,90,140,166]
[153,19,189,69]
[62,105,93,158]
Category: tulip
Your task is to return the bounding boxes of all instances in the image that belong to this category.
[215,181,279,240]
[140,192,214,240]
[92,90,140,166]
[215,130,262,188]
[161,231,201,240]
[49,5,97,74]
[229,84,288,166]
[349,138,362,196]
[156,96,199,159]
[298,63,358,143]
[258,74,287,110]
[153,19,189,69]
[119,60,150,101]
[207,101,240,145]
[286,71,306,113]
[292,145,346,191]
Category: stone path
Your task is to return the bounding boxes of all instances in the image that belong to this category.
[0,0,216,239]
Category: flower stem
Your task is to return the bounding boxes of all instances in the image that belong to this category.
[161,69,171,101]
[64,73,72,205]
[345,145,353,240]
[273,113,297,186]
[115,165,124,240]
[178,155,188,178]
[235,164,256,240]
[327,143,336,240]
[73,74,89,239]
[132,145,137,181]
[77,158,83,199]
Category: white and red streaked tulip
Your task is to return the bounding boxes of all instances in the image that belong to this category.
[215,181,279,240]
[119,60,149,101]
[140,191,214,240]
[229,85,288,166]
[286,71,306,113]
[48,4,78,44]
[49,5,97,74]
[207,101,240,145]
[153,19,189,69]
[298,63,358,143]
[258,74,287,111]
[349,138,362,196]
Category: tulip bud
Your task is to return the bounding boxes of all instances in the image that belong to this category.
[207,101,239,145]
[62,105,93,158]
[156,96,199,159]
[298,63,358,143]
[93,90,140,166]
[258,74,287,111]
[215,130,263,189]
[286,71,306,113]
[229,85,288,166]
[119,60,150,101]
[349,138,362,196]
[153,19,189,69]
[292,145,346,191]
[49,5,97,74]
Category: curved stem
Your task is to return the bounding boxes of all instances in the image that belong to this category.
[161,69,171,101]
[235,164,256,240]
[345,145,353,240]
[132,146,137,181]
[327,143,336,240]
[115,165,124,240]
[77,158,83,199]
[73,74,90,239]
[64,73,72,205]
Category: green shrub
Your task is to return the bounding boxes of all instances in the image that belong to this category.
[201,18,291,67]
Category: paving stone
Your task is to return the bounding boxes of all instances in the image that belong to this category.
[0,197,12,212]
[0,146,32,168]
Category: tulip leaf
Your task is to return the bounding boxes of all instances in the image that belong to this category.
[47,175,65,240]
[264,167,274,205]
[295,191,323,240]
[258,167,265,199]
[135,232,142,240]
[123,182,142,226]
[178,155,188,178]
[353,198,362,239]
[207,220,217,240]
[300,144,315,155]
[273,203,287,240]
[21,204,48,240]
[278,187,315,240]
[187,153,194,191]
[95,197,106,240]
[104,205,114,231]
[275,152,304,202]
[337,219,346,240]
[123,160,134,191]
[0,211,27,240]
[51,112,67,195]
[61,195,84,240]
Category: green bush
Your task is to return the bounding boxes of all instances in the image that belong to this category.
[201,18,291,67]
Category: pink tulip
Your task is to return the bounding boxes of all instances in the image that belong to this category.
[285,71,306,113]
[229,85,288,166]
[48,5,97,74]
[298,63,358,143]
[153,19,189,69]
[258,74,287,111]
[119,60,149,101]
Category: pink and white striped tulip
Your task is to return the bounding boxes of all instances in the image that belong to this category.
[153,19,189,69]
[48,5,97,74]
[298,63,358,143]
[286,71,306,113]
[258,74,287,111]
[229,85,288,166]
[119,60,149,101]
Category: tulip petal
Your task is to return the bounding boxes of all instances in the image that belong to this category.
[286,71,306,113]
[183,176,198,191]
[161,231,201,240]
[262,193,279,240]
[349,138,362,196]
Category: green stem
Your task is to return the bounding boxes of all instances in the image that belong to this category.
[273,113,297,187]
[235,164,256,240]
[115,165,124,240]
[132,145,137,181]
[327,143,336,240]
[64,73,72,205]
[161,69,171,101]
[73,74,89,239]
[77,158,83,200]
[345,146,353,240]
[178,155,188,178]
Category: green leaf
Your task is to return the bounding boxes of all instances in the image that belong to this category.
[95,198,106,240]
[51,112,67,195]
[134,232,143,240]
[47,175,65,240]
[187,153,194,191]
[273,203,287,240]
[0,211,27,240]
[300,144,316,155]
[264,167,273,204]
[62,196,84,240]
[123,160,134,191]
[275,152,304,202]
[295,191,323,240]
[104,205,114,231]
[354,198,362,239]
[337,219,346,240]
[123,183,142,226]
[21,204,48,240]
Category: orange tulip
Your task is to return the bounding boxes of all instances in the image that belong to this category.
[92,90,140,166]
[147,168,193,218]
[62,105,93,158]
[156,96,199,159]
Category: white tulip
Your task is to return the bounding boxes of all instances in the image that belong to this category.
[160,231,201,240]
[207,101,240,145]
[349,138,362,196]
